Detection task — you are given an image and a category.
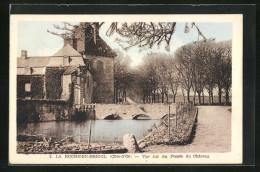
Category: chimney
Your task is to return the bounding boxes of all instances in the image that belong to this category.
[21,50,27,59]
[64,38,73,47]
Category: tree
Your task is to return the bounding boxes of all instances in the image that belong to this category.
[175,43,195,103]
[140,54,160,103]
[114,50,134,103]
[48,22,206,52]
[220,40,232,104]
[199,41,216,105]
[165,57,179,103]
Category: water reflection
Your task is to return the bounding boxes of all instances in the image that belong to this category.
[17,120,160,143]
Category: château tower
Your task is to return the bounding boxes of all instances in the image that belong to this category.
[63,22,117,104]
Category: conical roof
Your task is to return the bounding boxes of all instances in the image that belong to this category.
[53,44,81,57]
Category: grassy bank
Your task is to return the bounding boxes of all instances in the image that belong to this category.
[17,141,126,154]
[138,103,198,147]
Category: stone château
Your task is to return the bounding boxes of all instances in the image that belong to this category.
[16,22,116,122]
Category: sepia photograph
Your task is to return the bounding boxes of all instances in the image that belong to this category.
[9,14,243,164]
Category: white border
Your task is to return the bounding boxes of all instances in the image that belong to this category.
[9,14,243,164]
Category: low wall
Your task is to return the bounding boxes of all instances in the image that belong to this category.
[95,104,176,120]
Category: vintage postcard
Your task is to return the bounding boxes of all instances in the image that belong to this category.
[9,14,243,164]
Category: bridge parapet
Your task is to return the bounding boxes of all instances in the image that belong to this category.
[95,103,176,120]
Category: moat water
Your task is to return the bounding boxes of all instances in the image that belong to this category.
[17,120,160,143]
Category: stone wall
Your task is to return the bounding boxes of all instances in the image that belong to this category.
[17,99,75,123]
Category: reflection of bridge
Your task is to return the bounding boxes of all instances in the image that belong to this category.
[132,114,151,120]
[95,104,176,120]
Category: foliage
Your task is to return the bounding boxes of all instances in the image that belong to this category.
[45,68,66,100]
[17,75,44,99]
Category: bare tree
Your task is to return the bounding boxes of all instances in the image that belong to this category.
[199,41,216,105]
[175,44,195,103]
[220,40,232,104]
[165,57,179,103]
[191,41,209,105]
[48,22,206,51]
[114,50,134,103]
[137,56,159,103]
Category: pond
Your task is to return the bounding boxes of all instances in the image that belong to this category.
[17,120,160,144]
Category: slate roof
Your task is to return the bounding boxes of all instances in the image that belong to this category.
[85,34,117,57]
[53,44,82,57]
[17,67,46,75]
[17,56,52,68]
[17,44,86,68]
[17,56,86,68]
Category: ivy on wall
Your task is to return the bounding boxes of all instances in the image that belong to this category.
[31,77,44,99]
[45,68,66,100]
[17,75,44,99]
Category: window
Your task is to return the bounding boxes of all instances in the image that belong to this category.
[25,83,31,92]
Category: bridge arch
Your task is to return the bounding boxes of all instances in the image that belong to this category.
[104,114,122,120]
[132,114,151,120]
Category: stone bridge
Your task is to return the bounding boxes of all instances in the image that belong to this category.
[95,104,176,120]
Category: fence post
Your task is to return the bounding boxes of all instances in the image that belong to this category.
[88,120,92,149]
[168,104,171,140]
[176,103,178,130]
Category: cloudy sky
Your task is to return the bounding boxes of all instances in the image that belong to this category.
[17,21,232,66]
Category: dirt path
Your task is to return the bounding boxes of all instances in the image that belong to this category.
[144,106,231,153]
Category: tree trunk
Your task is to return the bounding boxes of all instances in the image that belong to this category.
[202,91,205,104]
[124,90,127,102]
[114,87,116,104]
[173,94,176,103]
[161,93,164,103]
[187,91,190,102]
[193,92,196,105]
[118,91,120,104]
[218,86,222,105]
[211,92,214,105]
[123,90,126,103]
[157,89,159,103]
[225,89,229,105]
[166,92,168,103]
[153,89,156,103]
[198,92,201,105]
[208,91,211,105]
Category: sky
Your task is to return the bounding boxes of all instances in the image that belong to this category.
[17,21,232,66]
